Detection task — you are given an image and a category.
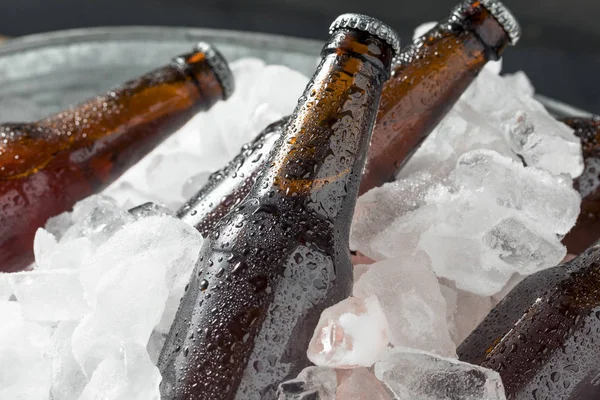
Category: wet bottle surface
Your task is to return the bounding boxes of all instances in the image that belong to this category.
[0,43,233,272]
[158,14,398,400]
[561,116,600,254]
[177,0,520,236]
[462,243,600,399]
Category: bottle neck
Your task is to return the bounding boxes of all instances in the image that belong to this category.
[0,50,223,180]
[174,50,226,107]
[254,29,392,230]
[452,0,511,60]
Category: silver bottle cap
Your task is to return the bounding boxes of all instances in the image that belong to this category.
[195,42,235,100]
[329,13,401,57]
[480,0,522,45]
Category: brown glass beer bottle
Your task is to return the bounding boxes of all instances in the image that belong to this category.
[177,0,520,237]
[561,116,600,254]
[458,243,600,399]
[158,14,399,400]
[0,43,234,273]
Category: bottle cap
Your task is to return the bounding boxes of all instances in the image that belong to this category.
[329,13,401,57]
[480,0,521,45]
[195,42,235,100]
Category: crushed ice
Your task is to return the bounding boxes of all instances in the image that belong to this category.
[0,22,585,399]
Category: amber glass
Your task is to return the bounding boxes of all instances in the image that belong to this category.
[561,116,600,254]
[158,27,395,399]
[460,244,600,399]
[176,0,514,237]
[360,0,509,193]
[0,46,228,272]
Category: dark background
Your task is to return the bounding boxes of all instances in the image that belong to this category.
[1,0,599,113]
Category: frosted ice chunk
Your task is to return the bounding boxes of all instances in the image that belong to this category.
[79,215,202,301]
[74,215,202,375]
[350,175,432,260]
[78,343,161,400]
[277,366,337,400]
[128,201,173,219]
[374,347,506,400]
[45,211,75,240]
[336,367,392,400]
[146,330,166,366]
[455,149,580,235]
[483,218,566,274]
[353,255,456,357]
[181,171,212,199]
[8,269,89,321]
[0,274,12,300]
[307,296,389,368]
[209,60,308,156]
[72,261,168,377]
[104,181,155,210]
[145,152,208,207]
[0,302,52,400]
[49,321,87,399]
[34,228,93,270]
[61,195,134,245]
[462,68,583,178]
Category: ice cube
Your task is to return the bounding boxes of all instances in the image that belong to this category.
[104,181,155,210]
[79,215,202,301]
[0,302,52,400]
[455,149,580,235]
[0,273,13,300]
[146,330,166,365]
[277,366,337,400]
[72,258,169,376]
[78,343,161,400]
[181,171,212,199]
[483,217,566,275]
[307,296,389,368]
[34,228,93,270]
[462,68,583,178]
[145,152,210,207]
[61,195,134,245]
[350,175,433,260]
[45,211,75,240]
[128,201,174,219]
[336,367,392,400]
[49,321,87,399]
[73,216,202,375]
[374,347,506,400]
[353,255,456,357]
[8,269,90,321]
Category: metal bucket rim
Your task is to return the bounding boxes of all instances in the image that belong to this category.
[0,26,323,56]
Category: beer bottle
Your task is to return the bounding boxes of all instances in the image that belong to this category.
[0,43,234,273]
[561,116,600,254]
[158,14,399,400]
[459,243,600,399]
[360,0,520,192]
[177,0,520,237]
